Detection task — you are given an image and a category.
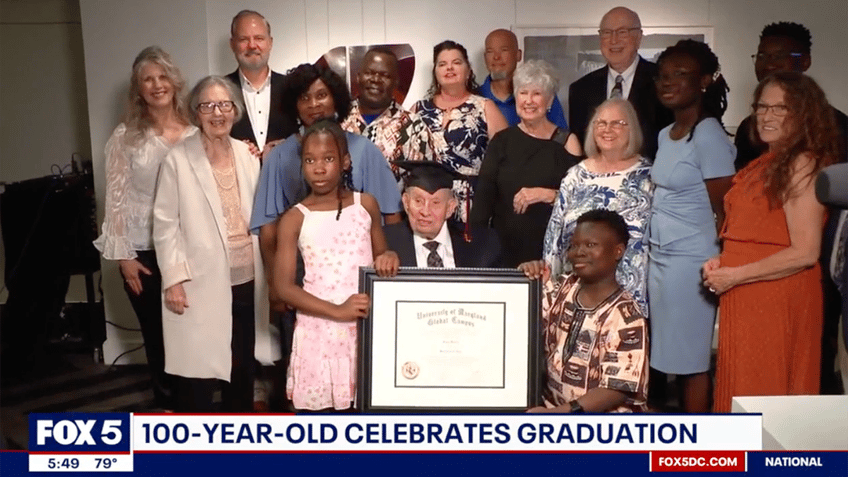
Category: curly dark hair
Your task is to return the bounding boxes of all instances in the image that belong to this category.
[750,71,839,207]
[761,22,812,53]
[282,63,351,125]
[657,39,730,142]
[427,40,480,98]
[576,209,630,247]
[300,119,352,220]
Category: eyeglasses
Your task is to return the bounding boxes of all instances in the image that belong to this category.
[754,103,789,117]
[197,101,235,114]
[751,52,804,64]
[599,27,641,39]
[593,119,628,130]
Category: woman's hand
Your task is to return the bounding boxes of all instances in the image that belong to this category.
[119,259,152,296]
[261,139,282,161]
[242,139,261,158]
[518,260,550,282]
[513,187,556,214]
[164,283,189,314]
[334,293,370,321]
[526,406,551,413]
[703,266,741,295]
[701,255,721,280]
[374,251,400,277]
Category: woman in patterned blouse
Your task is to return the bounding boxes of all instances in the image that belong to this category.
[542,98,652,315]
[412,40,507,224]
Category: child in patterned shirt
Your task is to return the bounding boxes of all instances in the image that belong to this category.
[519,209,648,413]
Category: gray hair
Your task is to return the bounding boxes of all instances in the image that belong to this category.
[512,60,559,102]
[187,76,245,127]
[583,98,643,158]
[230,10,271,37]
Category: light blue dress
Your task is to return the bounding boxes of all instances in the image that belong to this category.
[542,158,653,316]
[648,118,736,375]
[249,131,401,233]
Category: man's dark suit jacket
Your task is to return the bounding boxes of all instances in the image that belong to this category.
[568,57,673,160]
[383,222,504,268]
[226,70,297,146]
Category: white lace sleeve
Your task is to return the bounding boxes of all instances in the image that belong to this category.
[93,124,136,260]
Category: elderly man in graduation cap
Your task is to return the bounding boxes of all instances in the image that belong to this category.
[385,161,503,268]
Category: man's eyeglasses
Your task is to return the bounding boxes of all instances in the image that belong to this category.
[753,103,789,117]
[197,101,235,114]
[593,119,629,130]
[599,27,641,40]
[751,52,804,64]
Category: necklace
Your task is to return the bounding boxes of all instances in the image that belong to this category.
[210,143,237,190]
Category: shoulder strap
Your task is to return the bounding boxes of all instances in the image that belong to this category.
[551,127,570,146]
[294,203,309,215]
[353,191,361,205]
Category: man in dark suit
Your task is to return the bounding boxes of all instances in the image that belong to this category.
[226,10,296,159]
[385,161,503,268]
[568,7,672,159]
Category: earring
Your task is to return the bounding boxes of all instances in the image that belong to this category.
[701,87,706,92]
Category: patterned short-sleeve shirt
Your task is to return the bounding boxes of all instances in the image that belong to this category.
[541,274,649,413]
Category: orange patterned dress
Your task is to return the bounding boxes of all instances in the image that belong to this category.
[713,153,823,412]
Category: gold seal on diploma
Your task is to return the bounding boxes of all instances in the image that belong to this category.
[402,361,420,379]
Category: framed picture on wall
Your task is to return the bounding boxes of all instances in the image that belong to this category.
[513,26,714,119]
[357,268,543,413]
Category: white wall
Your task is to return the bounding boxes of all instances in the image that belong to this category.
[76,0,847,363]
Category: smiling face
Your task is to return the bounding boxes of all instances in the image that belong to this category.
[592,103,631,155]
[137,62,174,111]
[402,186,457,240]
[756,83,793,148]
[296,79,336,127]
[197,84,235,139]
[515,83,552,123]
[230,14,272,72]
[656,53,709,112]
[357,51,398,114]
[484,30,521,81]
[599,8,642,73]
[567,221,624,284]
[301,131,350,196]
[435,48,470,91]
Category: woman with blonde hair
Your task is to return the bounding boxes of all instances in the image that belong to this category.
[94,46,194,411]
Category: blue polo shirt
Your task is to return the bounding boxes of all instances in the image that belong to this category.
[480,75,568,130]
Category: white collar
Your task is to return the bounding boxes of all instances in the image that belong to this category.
[239,68,271,93]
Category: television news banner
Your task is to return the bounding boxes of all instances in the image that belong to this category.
[17,412,847,474]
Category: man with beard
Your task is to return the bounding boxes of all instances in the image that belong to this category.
[341,47,436,189]
[480,29,567,129]
[226,10,296,160]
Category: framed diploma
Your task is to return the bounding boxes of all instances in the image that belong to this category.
[357,268,543,413]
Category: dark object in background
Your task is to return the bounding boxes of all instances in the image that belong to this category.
[1,172,103,376]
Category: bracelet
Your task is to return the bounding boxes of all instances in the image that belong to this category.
[568,399,585,414]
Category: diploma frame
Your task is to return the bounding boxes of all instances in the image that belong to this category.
[357,268,543,413]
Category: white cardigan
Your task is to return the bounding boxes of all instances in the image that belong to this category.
[153,131,278,380]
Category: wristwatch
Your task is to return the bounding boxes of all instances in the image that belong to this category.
[568,400,585,414]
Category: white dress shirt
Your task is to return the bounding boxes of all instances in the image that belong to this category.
[607,56,640,100]
[239,69,272,150]
[412,221,456,268]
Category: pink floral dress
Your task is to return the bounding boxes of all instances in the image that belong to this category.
[287,192,373,410]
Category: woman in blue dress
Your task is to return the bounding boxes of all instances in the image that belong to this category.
[412,40,507,224]
[649,40,735,413]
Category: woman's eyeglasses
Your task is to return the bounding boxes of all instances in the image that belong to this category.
[593,119,628,130]
[197,101,235,114]
[753,103,789,117]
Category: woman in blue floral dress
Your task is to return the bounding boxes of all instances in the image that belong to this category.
[543,99,652,315]
[412,40,507,223]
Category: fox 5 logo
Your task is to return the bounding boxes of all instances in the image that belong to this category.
[29,413,130,452]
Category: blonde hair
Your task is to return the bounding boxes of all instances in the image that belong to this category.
[123,46,189,146]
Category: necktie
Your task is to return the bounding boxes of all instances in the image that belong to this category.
[611,75,624,98]
[423,241,444,268]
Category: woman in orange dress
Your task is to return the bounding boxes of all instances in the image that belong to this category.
[703,72,840,412]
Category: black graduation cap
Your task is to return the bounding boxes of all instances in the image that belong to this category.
[392,160,466,194]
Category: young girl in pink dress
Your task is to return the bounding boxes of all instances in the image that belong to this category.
[274,120,399,411]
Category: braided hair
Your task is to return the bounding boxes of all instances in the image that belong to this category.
[300,119,351,220]
[657,39,729,142]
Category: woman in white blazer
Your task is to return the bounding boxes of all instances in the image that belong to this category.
[153,76,275,412]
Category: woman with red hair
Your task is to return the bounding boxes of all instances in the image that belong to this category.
[704,72,840,411]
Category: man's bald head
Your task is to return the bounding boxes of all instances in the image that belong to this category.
[599,6,643,73]
[485,28,522,81]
